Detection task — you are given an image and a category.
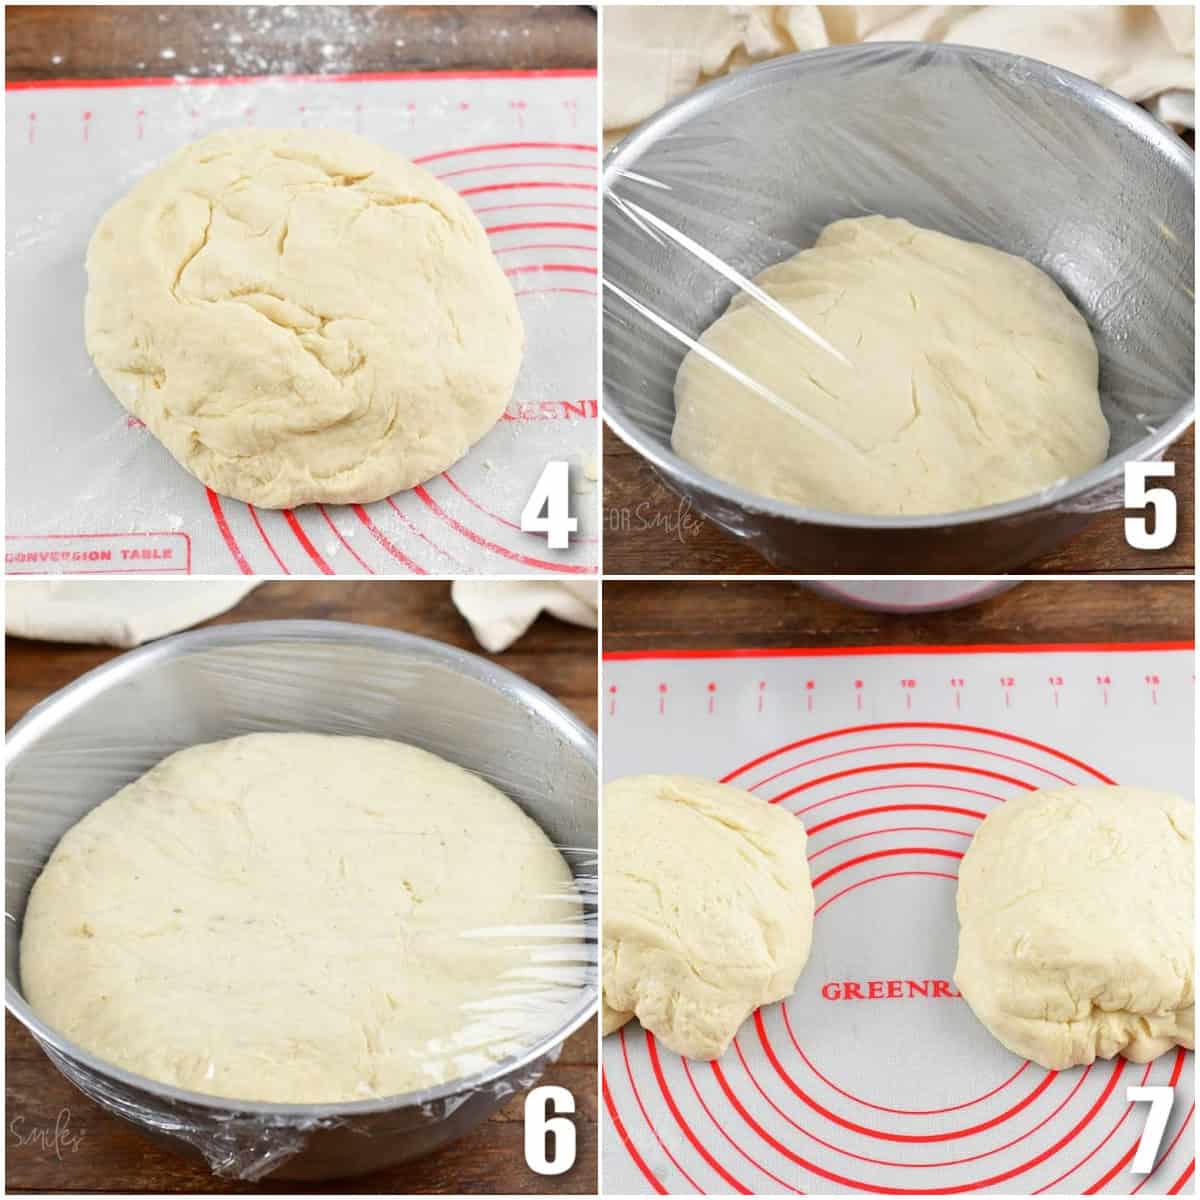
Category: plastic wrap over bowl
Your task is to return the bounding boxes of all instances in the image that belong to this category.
[5,620,598,1182]
[603,43,1194,573]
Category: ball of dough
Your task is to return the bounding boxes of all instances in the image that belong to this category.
[602,774,813,1059]
[20,734,582,1103]
[672,215,1109,516]
[955,786,1194,1070]
[85,129,523,508]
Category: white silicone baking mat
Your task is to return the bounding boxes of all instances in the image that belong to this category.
[6,70,598,576]
[601,642,1195,1195]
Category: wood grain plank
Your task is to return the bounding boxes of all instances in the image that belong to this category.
[5,6,596,82]
[602,578,1194,652]
[602,416,1195,577]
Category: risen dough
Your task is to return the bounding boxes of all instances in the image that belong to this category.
[955,786,1194,1070]
[602,774,813,1059]
[20,734,581,1103]
[85,129,523,508]
[672,215,1109,516]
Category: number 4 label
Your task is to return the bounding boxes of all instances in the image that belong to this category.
[524,1085,577,1175]
[521,461,578,549]
[1128,1086,1174,1174]
[1124,462,1177,550]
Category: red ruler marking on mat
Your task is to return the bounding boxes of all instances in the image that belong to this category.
[604,643,1194,660]
[6,69,597,91]
[205,489,253,574]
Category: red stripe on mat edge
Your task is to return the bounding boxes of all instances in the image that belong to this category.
[504,263,597,276]
[680,1056,801,1194]
[773,761,1036,808]
[437,160,596,179]
[602,1075,669,1195]
[514,287,596,297]
[485,220,596,234]
[810,845,964,890]
[711,1029,1126,1193]
[318,506,374,575]
[415,141,597,165]
[7,69,597,91]
[1169,1159,1195,1193]
[474,203,595,214]
[247,506,289,574]
[459,180,595,196]
[806,802,985,836]
[604,642,1193,660]
[383,497,459,565]
[205,489,252,575]
[622,1026,706,1193]
[350,505,427,574]
[413,485,594,574]
[719,722,1118,786]
[760,995,1058,1145]
[648,1033,752,1193]
[282,510,334,575]
[493,243,596,256]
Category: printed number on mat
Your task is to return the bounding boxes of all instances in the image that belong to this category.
[1128,1086,1174,1174]
[1124,462,1177,550]
[524,1084,576,1174]
[521,461,578,549]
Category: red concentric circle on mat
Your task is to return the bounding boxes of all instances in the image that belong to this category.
[604,722,1194,1195]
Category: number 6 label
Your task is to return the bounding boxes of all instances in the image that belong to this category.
[524,1085,577,1175]
[1124,462,1177,550]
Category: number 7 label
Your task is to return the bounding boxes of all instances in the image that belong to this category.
[1127,1086,1174,1174]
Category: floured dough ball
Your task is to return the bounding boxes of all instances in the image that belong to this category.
[20,734,582,1103]
[85,129,523,508]
[955,786,1193,1070]
[673,215,1109,516]
[603,774,813,1059]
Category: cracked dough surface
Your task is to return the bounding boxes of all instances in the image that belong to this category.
[602,774,813,1059]
[955,786,1194,1071]
[84,129,523,508]
[672,215,1109,516]
[20,733,581,1103]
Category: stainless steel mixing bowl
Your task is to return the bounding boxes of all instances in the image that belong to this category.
[603,43,1195,573]
[6,620,598,1182]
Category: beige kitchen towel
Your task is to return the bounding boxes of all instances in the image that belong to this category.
[452,580,598,653]
[604,5,1196,136]
[6,580,259,647]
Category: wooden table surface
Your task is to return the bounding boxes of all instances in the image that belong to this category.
[603,577,1194,652]
[6,581,598,1195]
[6,6,597,81]
[603,426,1196,576]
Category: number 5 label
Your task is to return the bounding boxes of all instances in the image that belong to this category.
[524,1085,577,1175]
[1124,462,1177,550]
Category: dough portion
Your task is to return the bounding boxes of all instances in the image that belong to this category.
[85,129,523,508]
[603,774,813,1059]
[955,786,1194,1071]
[672,215,1110,516]
[21,734,582,1103]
